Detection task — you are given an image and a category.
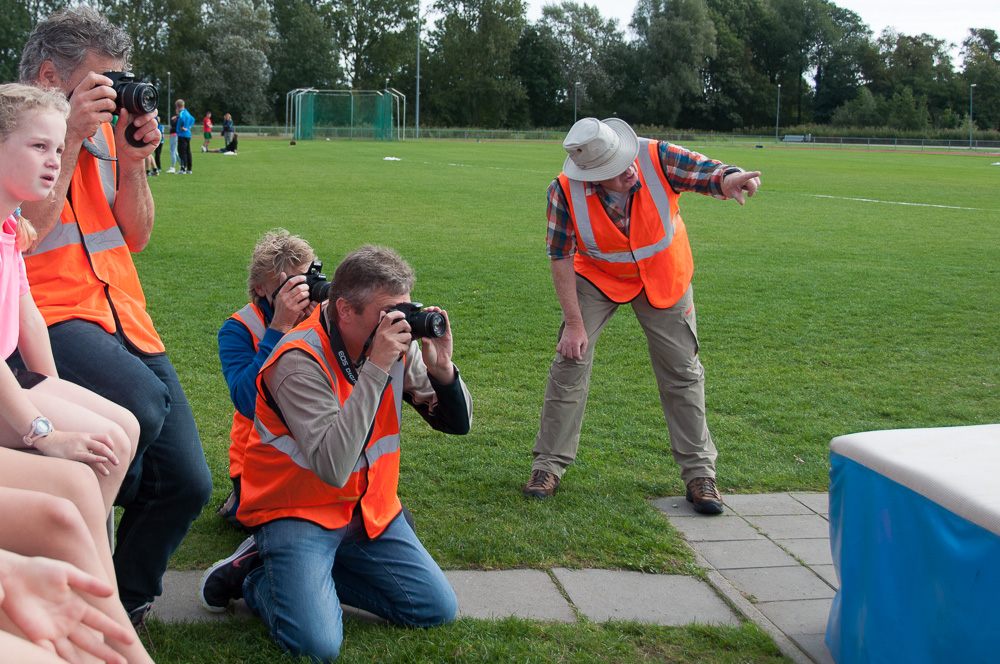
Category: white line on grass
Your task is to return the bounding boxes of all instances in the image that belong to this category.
[802,193,989,212]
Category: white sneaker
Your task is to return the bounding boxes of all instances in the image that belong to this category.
[201,146,207,152]
[166,167,175,173]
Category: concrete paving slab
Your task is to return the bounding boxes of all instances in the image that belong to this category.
[721,566,836,602]
[743,514,831,540]
[790,633,836,664]
[692,539,800,570]
[445,570,575,622]
[790,493,829,515]
[755,599,833,636]
[153,570,252,623]
[650,496,700,517]
[774,538,834,567]
[724,494,813,516]
[552,568,740,627]
[810,565,839,590]
[664,515,764,542]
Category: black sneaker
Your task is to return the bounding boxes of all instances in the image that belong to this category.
[128,602,155,651]
[686,477,724,515]
[199,536,259,612]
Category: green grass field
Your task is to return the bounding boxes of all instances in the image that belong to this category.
[141,137,999,661]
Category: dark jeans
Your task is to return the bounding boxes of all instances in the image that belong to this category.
[177,136,192,171]
[12,319,213,610]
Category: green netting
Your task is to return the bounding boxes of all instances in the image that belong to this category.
[294,92,395,141]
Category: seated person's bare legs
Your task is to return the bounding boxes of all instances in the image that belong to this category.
[0,481,154,664]
[3,377,139,515]
[0,630,70,664]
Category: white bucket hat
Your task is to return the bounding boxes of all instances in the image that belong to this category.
[562,117,639,182]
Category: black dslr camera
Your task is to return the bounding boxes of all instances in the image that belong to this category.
[271,260,330,304]
[390,302,447,338]
[102,71,158,148]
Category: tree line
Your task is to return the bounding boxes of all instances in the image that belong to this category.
[1,0,997,133]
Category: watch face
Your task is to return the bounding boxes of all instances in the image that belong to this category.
[35,418,52,436]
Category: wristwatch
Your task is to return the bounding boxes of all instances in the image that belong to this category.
[23,416,53,446]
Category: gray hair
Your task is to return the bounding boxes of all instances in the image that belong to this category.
[19,7,132,84]
[329,245,415,314]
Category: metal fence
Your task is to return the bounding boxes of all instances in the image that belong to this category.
[232,125,1000,152]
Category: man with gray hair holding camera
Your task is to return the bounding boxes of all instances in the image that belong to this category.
[523,117,761,515]
[11,7,212,626]
[200,245,471,662]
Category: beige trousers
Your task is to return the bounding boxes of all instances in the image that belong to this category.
[532,276,717,485]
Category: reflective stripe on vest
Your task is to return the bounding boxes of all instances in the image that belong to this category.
[92,128,116,210]
[227,302,268,480]
[570,138,676,263]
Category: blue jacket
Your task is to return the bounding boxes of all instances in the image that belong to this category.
[177,109,195,138]
[217,299,284,418]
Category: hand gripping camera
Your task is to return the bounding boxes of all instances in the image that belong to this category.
[271,260,331,304]
[102,71,158,148]
[390,302,447,338]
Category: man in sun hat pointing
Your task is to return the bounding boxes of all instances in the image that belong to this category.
[523,117,761,514]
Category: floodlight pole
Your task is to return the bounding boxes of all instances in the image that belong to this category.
[775,83,781,142]
[416,0,421,139]
[574,81,581,124]
[969,83,977,150]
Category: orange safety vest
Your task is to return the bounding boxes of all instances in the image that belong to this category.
[561,138,694,309]
[24,123,164,354]
[226,302,268,480]
[237,305,404,538]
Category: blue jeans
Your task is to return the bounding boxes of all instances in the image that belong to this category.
[169,134,178,167]
[244,510,456,662]
[40,319,212,610]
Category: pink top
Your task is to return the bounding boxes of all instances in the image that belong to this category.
[1,214,29,360]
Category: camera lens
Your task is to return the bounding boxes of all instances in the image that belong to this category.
[411,311,446,338]
[120,82,158,115]
[311,281,330,303]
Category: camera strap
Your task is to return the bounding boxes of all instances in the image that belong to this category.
[82,137,116,162]
[321,310,360,385]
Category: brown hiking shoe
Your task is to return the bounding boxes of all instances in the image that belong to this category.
[523,469,560,499]
[686,477,724,515]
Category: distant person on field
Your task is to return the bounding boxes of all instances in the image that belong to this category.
[522,117,761,515]
[167,111,178,172]
[214,229,317,527]
[201,110,212,152]
[206,132,237,154]
[200,245,471,662]
[175,98,194,173]
[222,112,234,146]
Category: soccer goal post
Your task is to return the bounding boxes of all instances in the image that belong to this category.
[285,88,405,141]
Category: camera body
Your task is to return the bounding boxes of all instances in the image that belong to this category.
[301,260,330,303]
[102,71,158,148]
[269,260,330,304]
[391,302,447,339]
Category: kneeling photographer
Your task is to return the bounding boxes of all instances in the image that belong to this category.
[215,229,321,526]
[201,244,471,662]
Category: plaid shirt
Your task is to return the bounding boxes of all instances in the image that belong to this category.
[546,141,733,258]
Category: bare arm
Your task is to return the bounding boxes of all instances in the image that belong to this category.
[110,108,159,251]
[16,294,57,377]
[551,256,588,360]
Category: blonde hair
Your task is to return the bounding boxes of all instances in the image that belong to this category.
[247,229,316,301]
[0,83,70,250]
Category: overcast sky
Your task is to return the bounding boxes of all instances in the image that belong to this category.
[524,0,1000,58]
